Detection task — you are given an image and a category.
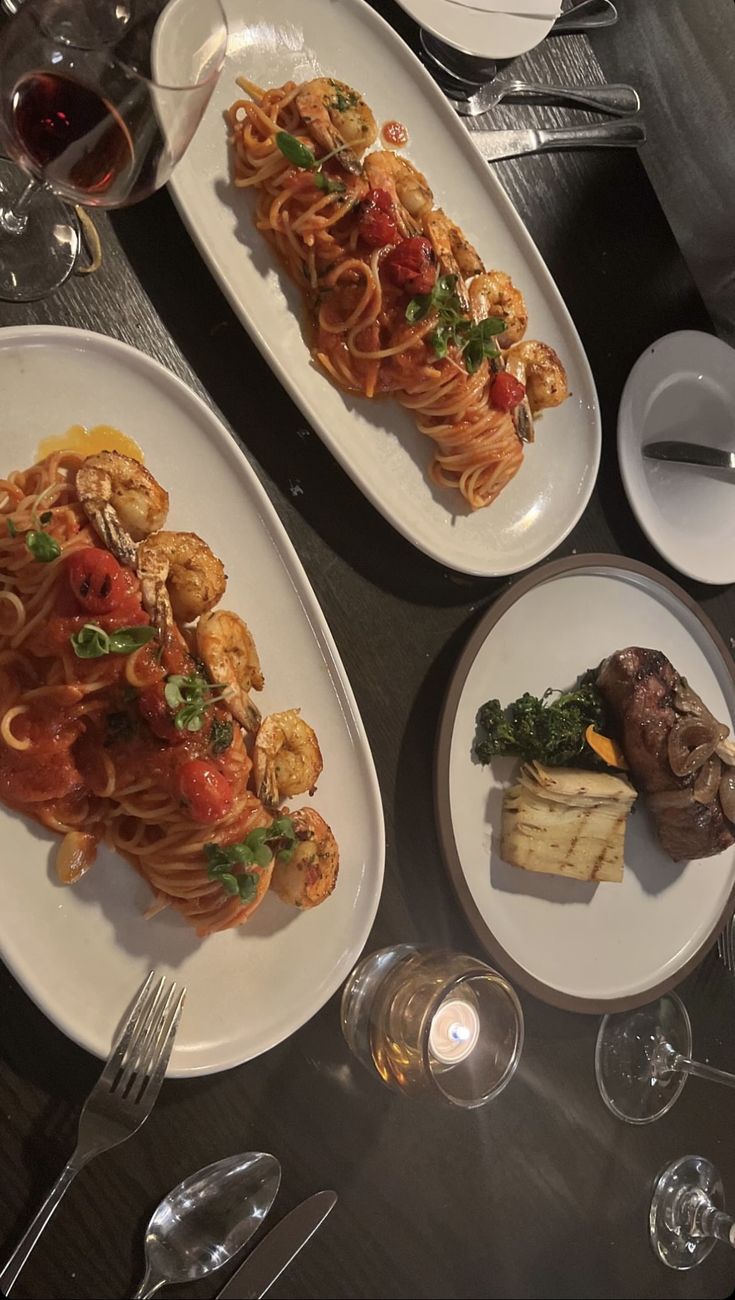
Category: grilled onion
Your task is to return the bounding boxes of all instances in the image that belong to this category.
[694,755,722,804]
[668,716,725,777]
[720,770,735,823]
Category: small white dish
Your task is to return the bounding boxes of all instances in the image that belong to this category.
[393,0,556,60]
[618,330,735,586]
[436,555,735,1012]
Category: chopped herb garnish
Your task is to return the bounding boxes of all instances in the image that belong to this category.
[406,274,505,373]
[70,623,156,659]
[6,518,16,538]
[39,510,52,525]
[164,672,230,733]
[210,717,234,756]
[204,817,296,899]
[330,89,358,112]
[26,530,60,563]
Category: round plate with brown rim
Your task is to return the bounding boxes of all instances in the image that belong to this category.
[435,555,735,1013]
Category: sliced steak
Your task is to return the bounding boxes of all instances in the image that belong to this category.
[597,647,734,861]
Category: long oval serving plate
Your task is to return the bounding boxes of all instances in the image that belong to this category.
[0,325,385,1076]
[436,555,735,1012]
[167,0,600,578]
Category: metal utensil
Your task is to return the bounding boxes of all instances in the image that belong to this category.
[472,119,645,161]
[216,1190,337,1300]
[132,1152,282,1300]
[717,915,735,974]
[420,1,618,85]
[0,971,184,1297]
[643,440,735,474]
[449,80,640,117]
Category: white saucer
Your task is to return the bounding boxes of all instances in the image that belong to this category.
[618,330,735,586]
[393,0,556,60]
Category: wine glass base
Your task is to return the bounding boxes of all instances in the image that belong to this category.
[0,160,80,302]
[650,1155,723,1270]
[595,993,692,1124]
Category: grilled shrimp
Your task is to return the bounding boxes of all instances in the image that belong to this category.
[423,208,484,287]
[137,531,226,628]
[504,340,569,414]
[469,270,528,349]
[271,807,339,908]
[75,451,169,565]
[363,151,432,235]
[252,708,323,807]
[295,78,377,173]
[196,610,263,733]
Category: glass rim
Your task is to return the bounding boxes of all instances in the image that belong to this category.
[420,965,525,1109]
[29,0,230,94]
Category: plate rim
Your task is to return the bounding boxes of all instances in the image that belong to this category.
[168,0,601,579]
[0,322,386,1074]
[618,328,735,587]
[434,552,735,1014]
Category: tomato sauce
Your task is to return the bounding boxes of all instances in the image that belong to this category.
[381,119,408,148]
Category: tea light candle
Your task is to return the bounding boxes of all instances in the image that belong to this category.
[429,997,480,1065]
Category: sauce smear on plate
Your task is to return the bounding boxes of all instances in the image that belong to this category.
[36,423,144,462]
[381,119,408,147]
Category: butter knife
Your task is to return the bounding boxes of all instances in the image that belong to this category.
[216,1191,337,1299]
[643,440,735,473]
[471,120,645,161]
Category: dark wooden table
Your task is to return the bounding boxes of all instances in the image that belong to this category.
[1,3,734,1299]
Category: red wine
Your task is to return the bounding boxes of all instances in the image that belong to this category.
[10,70,159,205]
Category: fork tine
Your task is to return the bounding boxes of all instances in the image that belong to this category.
[127,982,178,1096]
[97,970,157,1086]
[136,986,186,1107]
[115,976,170,1096]
[728,916,735,972]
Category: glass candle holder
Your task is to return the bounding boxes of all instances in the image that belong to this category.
[340,944,524,1108]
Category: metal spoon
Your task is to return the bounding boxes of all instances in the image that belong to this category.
[132,1151,281,1299]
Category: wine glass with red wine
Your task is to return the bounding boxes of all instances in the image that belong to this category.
[0,0,227,300]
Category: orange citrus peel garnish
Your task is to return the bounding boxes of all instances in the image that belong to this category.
[585,724,628,770]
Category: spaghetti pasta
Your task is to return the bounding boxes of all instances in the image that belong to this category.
[228,75,569,510]
[0,450,338,936]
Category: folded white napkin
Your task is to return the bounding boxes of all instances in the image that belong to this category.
[439,0,560,16]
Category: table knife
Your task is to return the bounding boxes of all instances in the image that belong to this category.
[471,120,645,161]
[216,1190,337,1300]
[643,440,735,473]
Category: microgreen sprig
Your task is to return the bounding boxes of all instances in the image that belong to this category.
[204,817,297,901]
[71,623,156,659]
[164,672,231,733]
[405,273,506,374]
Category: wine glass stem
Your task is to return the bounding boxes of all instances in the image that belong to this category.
[0,176,46,236]
[674,1052,735,1089]
[688,1196,735,1248]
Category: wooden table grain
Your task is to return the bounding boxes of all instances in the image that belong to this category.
[1,4,734,1299]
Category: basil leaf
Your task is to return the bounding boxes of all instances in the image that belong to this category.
[276,130,317,170]
[26,530,60,563]
[71,624,111,659]
[406,292,434,324]
[314,172,346,195]
[107,625,156,655]
[6,518,16,538]
[210,718,233,755]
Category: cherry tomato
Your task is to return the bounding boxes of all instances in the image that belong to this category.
[358,188,399,248]
[490,372,526,411]
[383,237,436,296]
[68,547,125,614]
[175,759,233,824]
[138,683,183,743]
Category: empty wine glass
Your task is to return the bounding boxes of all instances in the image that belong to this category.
[0,0,227,301]
[595,991,735,1124]
[650,1155,735,1270]
[341,945,524,1108]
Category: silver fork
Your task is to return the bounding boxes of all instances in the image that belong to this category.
[0,971,185,1296]
[447,81,640,118]
[717,914,735,973]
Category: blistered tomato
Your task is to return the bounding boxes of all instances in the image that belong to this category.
[175,759,233,824]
